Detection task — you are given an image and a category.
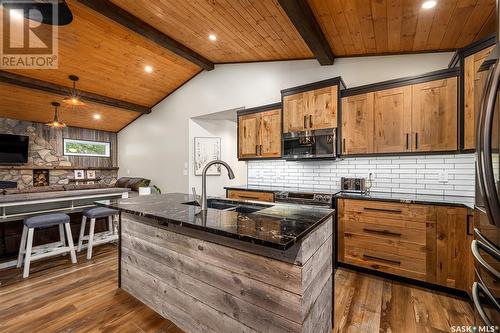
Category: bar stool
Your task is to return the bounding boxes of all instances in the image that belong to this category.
[77,207,119,259]
[17,213,77,278]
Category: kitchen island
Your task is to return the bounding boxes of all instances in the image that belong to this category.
[96,193,334,333]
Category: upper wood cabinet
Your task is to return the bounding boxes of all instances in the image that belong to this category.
[374,86,412,153]
[411,77,458,152]
[283,93,305,133]
[282,79,341,133]
[239,113,260,158]
[259,109,281,158]
[238,106,281,160]
[341,71,458,155]
[307,86,338,130]
[464,45,495,150]
[341,93,374,154]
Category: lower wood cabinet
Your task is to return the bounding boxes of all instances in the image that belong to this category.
[338,198,472,292]
[227,189,274,202]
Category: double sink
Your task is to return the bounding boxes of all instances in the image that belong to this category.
[183,198,273,214]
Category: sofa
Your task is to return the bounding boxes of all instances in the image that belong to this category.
[1,177,150,195]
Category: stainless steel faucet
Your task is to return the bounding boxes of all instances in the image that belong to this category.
[200,160,235,211]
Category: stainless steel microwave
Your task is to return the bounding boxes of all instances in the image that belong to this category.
[282,128,337,159]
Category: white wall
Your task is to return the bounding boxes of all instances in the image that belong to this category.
[188,118,246,197]
[118,52,454,193]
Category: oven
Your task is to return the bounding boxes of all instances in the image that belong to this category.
[282,128,337,160]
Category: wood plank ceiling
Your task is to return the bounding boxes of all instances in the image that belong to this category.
[110,0,314,63]
[0,83,140,132]
[0,0,496,132]
[307,0,496,56]
[0,0,201,132]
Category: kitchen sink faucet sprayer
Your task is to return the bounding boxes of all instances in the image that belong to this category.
[200,160,235,211]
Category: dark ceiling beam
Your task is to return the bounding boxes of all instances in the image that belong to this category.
[77,0,214,71]
[0,71,151,114]
[278,0,334,65]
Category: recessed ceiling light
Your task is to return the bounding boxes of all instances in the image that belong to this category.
[208,34,217,41]
[422,0,437,9]
[93,114,101,120]
[144,65,153,73]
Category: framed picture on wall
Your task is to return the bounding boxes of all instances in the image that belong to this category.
[74,169,85,179]
[63,138,110,157]
[194,137,221,176]
[86,170,96,179]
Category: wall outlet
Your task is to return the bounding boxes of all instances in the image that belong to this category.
[438,171,449,183]
[183,169,188,176]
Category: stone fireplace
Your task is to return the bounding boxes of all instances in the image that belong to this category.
[0,118,118,189]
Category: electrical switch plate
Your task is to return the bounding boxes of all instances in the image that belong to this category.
[438,171,449,183]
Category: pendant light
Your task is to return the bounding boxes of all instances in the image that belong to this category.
[62,75,86,106]
[45,102,66,128]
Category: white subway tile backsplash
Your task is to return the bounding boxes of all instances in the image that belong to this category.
[247,153,476,197]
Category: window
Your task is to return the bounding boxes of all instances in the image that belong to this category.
[63,138,110,157]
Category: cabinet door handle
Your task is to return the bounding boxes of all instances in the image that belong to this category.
[309,115,313,128]
[363,254,401,266]
[255,145,259,155]
[343,138,346,153]
[363,207,402,214]
[406,133,409,150]
[260,145,263,156]
[467,214,474,236]
[415,132,418,149]
[303,115,307,129]
[362,228,402,237]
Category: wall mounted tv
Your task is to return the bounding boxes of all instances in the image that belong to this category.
[0,134,29,164]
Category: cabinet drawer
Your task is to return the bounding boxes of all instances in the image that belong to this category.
[344,246,427,281]
[344,220,426,245]
[227,190,274,202]
[342,199,436,223]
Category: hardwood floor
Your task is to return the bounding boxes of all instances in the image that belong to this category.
[0,244,474,333]
[334,269,474,333]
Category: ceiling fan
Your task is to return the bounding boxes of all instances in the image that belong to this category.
[1,0,73,26]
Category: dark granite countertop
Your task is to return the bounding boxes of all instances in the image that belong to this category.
[225,185,475,209]
[0,187,130,205]
[225,184,342,195]
[95,193,334,251]
[336,191,475,209]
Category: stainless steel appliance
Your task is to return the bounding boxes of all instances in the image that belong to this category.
[275,190,333,207]
[341,177,367,193]
[282,128,337,160]
[473,41,500,328]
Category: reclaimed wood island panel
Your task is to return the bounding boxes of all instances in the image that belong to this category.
[98,193,334,333]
